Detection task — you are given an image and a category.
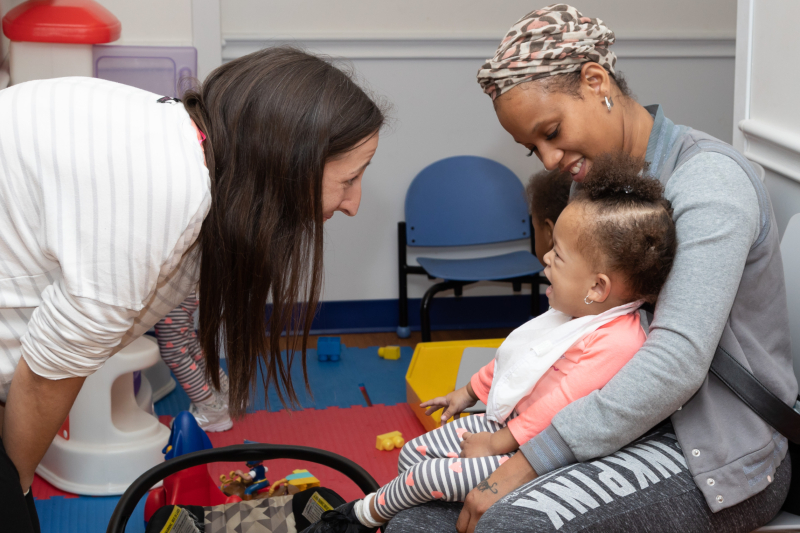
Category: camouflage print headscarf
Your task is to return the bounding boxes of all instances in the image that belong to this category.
[477,4,617,100]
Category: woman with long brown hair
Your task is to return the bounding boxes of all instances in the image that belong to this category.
[0,47,384,532]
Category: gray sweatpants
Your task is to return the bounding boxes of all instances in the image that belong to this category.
[375,414,513,521]
[385,423,792,532]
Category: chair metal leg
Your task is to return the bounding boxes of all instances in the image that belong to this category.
[397,222,411,338]
[420,281,459,343]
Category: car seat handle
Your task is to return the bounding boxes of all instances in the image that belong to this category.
[107,443,379,533]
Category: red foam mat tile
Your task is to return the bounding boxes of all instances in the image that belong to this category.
[205,404,426,501]
[32,474,79,500]
[34,404,425,502]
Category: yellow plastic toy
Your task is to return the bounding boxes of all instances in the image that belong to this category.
[376,431,405,451]
[406,339,504,432]
[267,469,320,496]
[378,346,401,360]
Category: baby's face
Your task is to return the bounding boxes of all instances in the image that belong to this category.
[542,203,598,317]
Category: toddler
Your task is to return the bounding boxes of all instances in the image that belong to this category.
[305,152,677,533]
[154,292,232,432]
[526,167,573,264]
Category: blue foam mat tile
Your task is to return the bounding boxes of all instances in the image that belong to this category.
[36,494,146,533]
[247,345,414,412]
[153,378,191,417]
[154,346,414,417]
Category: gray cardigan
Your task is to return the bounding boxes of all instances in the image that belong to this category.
[520,105,798,511]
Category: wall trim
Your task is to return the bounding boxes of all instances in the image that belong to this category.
[222,36,735,61]
[307,294,546,335]
[739,119,800,184]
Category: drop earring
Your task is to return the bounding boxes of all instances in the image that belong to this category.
[604,96,614,112]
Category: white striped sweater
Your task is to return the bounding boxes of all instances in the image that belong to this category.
[0,77,211,401]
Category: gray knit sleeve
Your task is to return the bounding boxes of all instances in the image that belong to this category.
[520,425,577,475]
[519,152,759,466]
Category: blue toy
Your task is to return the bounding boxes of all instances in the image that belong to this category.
[317,336,342,362]
[244,478,271,496]
[237,439,270,495]
[163,411,213,460]
[243,439,269,483]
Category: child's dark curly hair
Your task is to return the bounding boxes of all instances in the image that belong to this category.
[526,168,573,225]
[572,152,676,304]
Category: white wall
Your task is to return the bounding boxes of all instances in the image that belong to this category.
[734,0,800,238]
[219,0,738,302]
[317,52,736,302]
[0,0,741,303]
[221,0,735,39]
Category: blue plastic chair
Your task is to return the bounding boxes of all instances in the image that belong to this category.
[397,156,545,341]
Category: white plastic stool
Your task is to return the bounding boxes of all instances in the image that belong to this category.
[142,357,177,403]
[36,335,170,495]
[134,357,177,415]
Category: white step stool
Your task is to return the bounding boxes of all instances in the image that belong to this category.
[36,335,170,495]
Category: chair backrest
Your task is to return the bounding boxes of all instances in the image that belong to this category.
[404,155,530,247]
[781,213,800,384]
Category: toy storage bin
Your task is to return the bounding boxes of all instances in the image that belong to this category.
[93,45,197,97]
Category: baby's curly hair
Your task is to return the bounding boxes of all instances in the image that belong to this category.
[526,168,573,225]
[572,152,676,304]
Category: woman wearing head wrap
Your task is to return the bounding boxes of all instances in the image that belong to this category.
[384,4,795,533]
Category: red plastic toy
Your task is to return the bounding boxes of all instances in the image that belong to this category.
[3,0,121,44]
[144,464,236,522]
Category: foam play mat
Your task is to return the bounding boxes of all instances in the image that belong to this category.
[32,345,421,533]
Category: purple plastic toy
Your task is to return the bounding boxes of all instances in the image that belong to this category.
[93,45,197,97]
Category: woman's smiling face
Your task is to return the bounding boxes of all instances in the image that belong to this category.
[493,64,623,183]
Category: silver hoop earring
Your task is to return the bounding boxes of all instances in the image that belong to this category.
[604,96,614,112]
[584,296,594,305]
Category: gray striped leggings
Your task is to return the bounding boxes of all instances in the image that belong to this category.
[374,414,513,521]
[153,292,227,402]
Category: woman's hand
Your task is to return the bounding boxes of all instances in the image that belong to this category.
[420,384,478,423]
[456,452,539,533]
[460,427,519,458]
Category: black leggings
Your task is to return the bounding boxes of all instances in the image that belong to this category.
[386,424,791,533]
[0,436,40,533]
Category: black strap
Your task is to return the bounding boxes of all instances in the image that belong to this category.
[710,344,800,444]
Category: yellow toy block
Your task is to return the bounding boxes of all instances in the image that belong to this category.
[378,346,401,360]
[376,431,405,451]
[268,469,321,496]
[287,469,320,491]
[406,339,504,432]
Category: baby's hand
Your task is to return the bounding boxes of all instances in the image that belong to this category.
[459,431,495,458]
[420,386,477,423]
[460,427,519,458]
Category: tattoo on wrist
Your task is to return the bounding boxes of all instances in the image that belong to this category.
[476,480,498,494]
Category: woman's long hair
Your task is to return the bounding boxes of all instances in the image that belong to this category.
[182,47,385,416]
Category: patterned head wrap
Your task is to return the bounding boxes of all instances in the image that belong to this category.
[477,4,617,100]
